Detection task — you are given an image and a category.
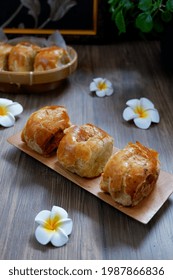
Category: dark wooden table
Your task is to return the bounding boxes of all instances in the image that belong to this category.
[1,40,173,260]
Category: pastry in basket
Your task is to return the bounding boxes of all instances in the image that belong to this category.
[34,46,71,71]
[0,42,13,71]
[57,123,114,178]
[21,105,71,156]
[8,42,40,72]
[100,141,160,206]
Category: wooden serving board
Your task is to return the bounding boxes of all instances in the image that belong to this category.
[7,132,173,224]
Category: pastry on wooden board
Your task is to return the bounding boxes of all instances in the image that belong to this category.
[57,123,114,178]
[21,105,71,156]
[100,141,160,206]
[34,46,71,71]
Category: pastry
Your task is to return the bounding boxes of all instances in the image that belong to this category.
[57,123,114,178]
[21,105,71,156]
[34,46,71,71]
[0,43,13,71]
[8,41,40,72]
[100,141,160,206]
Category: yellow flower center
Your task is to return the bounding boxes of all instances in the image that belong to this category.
[0,106,8,116]
[98,81,107,91]
[134,106,148,118]
[43,214,62,231]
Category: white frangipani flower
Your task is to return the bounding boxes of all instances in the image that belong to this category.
[123,97,160,129]
[35,206,73,247]
[90,78,113,97]
[0,98,23,127]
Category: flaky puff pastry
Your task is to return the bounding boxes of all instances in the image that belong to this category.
[8,42,40,72]
[21,105,71,156]
[34,46,71,71]
[0,43,13,71]
[57,123,114,178]
[100,141,160,206]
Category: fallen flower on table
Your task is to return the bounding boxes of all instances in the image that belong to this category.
[123,97,160,129]
[0,98,23,127]
[35,206,73,247]
[89,78,113,97]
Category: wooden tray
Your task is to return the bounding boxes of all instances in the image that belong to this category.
[7,132,173,224]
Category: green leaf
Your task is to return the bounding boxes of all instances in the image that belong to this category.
[115,10,126,33]
[166,0,173,12]
[138,0,153,11]
[152,0,162,11]
[135,12,153,33]
[161,11,172,22]
[122,0,134,9]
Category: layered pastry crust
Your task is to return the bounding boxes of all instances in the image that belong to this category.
[57,123,114,178]
[8,42,40,72]
[34,46,71,71]
[21,105,71,156]
[100,141,160,206]
[0,43,13,71]
[0,42,71,72]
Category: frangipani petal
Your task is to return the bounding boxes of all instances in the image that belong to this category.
[0,113,15,127]
[0,98,13,106]
[51,206,68,220]
[147,109,160,123]
[126,99,140,108]
[140,97,154,110]
[51,228,69,247]
[0,98,23,127]
[35,206,73,247]
[35,225,54,245]
[123,97,159,129]
[90,81,98,91]
[103,79,112,88]
[105,88,114,96]
[93,78,103,84]
[96,90,107,97]
[58,218,73,235]
[123,107,138,121]
[134,117,152,129]
[90,78,103,91]
[7,102,23,116]
[90,77,113,97]
[35,210,51,226]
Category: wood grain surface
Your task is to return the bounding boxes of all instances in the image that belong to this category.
[1,40,173,260]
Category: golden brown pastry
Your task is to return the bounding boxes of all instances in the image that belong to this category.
[100,141,160,206]
[21,105,71,156]
[57,123,114,178]
[0,43,13,71]
[34,46,71,71]
[8,41,40,72]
